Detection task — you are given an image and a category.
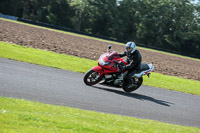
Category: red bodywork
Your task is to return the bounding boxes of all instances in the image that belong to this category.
[92,51,128,76]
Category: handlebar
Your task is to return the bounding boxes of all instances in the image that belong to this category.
[114,60,125,66]
[114,60,119,64]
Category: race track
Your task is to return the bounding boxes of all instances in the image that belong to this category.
[0,58,200,128]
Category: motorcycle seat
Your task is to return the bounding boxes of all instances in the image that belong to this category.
[139,63,150,71]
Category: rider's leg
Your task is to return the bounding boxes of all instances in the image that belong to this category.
[124,63,141,88]
[124,69,137,88]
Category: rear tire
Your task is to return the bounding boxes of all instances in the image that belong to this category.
[122,77,143,93]
[84,69,103,86]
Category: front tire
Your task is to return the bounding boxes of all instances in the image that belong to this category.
[122,77,143,93]
[84,69,103,86]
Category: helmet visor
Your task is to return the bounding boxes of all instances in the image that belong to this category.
[126,46,133,52]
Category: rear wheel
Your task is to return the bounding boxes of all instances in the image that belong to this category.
[122,77,143,93]
[84,69,103,86]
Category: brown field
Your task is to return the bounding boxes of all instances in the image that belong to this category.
[0,19,200,81]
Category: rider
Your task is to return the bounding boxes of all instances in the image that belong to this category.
[118,41,142,88]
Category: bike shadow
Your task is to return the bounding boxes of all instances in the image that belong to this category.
[92,86,174,107]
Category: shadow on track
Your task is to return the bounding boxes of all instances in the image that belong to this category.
[92,86,174,107]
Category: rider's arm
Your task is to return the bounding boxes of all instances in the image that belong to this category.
[126,50,142,70]
[126,59,138,70]
[118,51,126,57]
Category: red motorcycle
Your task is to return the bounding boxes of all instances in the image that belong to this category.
[84,45,154,92]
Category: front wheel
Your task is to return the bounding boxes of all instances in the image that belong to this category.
[122,77,143,93]
[84,69,103,86]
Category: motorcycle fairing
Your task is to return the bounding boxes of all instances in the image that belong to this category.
[98,51,128,74]
[92,66,104,76]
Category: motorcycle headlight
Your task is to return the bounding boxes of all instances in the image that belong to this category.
[99,58,111,66]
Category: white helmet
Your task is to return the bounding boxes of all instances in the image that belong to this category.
[126,41,136,55]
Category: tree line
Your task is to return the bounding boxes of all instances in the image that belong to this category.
[1,0,200,58]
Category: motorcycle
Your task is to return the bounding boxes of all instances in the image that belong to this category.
[83,45,154,92]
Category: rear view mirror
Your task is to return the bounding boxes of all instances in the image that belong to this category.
[107,45,112,52]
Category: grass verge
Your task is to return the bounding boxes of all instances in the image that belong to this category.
[1,97,200,133]
[0,41,200,95]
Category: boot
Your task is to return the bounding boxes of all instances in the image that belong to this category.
[126,78,137,89]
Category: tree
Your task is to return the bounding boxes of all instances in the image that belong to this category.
[45,0,74,28]
[69,0,95,31]
[90,0,119,38]
[117,0,140,41]
[0,0,199,57]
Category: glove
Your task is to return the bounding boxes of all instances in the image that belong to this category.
[119,64,126,70]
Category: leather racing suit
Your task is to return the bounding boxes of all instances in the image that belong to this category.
[118,49,142,86]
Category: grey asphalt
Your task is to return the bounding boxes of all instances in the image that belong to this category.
[0,58,200,128]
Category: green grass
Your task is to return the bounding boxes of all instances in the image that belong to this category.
[143,73,200,95]
[0,41,96,73]
[1,41,200,96]
[1,97,200,133]
[1,17,200,62]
